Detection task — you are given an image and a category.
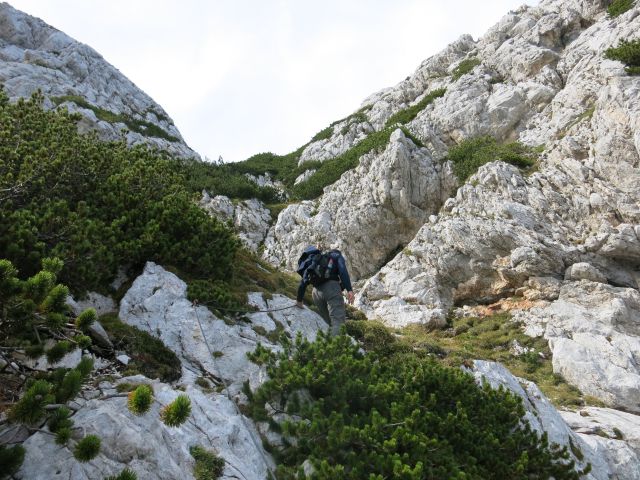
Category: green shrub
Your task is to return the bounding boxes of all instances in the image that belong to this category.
[0,444,25,479]
[249,333,588,479]
[75,334,92,349]
[104,469,138,480]
[46,340,73,363]
[161,394,192,427]
[0,89,238,294]
[99,314,181,382]
[127,385,154,415]
[452,57,482,80]
[48,406,73,433]
[55,427,72,445]
[607,0,635,17]
[311,126,334,142]
[190,445,225,480]
[56,369,83,403]
[604,39,640,74]
[9,380,54,424]
[75,308,97,331]
[74,434,101,462]
[384,88,446,127]
[445,136,537,182]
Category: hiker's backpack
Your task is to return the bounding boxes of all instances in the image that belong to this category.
[297,248,341,287]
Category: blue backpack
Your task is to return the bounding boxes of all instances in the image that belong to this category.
[297,247,340,287]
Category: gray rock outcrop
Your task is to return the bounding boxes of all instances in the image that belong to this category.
[199,192,272,252]
[472,360,640,479]
[0,2,195,158]
[263,129,458,280]
[515,280,640,413]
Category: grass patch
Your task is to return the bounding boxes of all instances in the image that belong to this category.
[388,313,586,408]
[604,38,640,75]
[560,104,596,138]
[347,314,587,408]
[180,248,300,315]
[51,95,179,141]
[607,0,635,17]
[445,136,538,182]
[310,126,334,143]
[99,313,181,382]
[384,88,446,128]
[452,57,481,80]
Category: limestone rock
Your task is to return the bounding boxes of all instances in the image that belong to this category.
[471,360,640,479]
[515,281,640,412]
[119,262,327,394]
[67,292,117,317]
[16,377,274,480]
[263,129,458,280]
[0,3,194,158]
[199,192,272,252]
[565,262,607,283]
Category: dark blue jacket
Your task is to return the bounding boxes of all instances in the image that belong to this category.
[296,248,353,302]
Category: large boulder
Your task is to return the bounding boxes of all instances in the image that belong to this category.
[515,280,640,413]
[119,262,327,393]
[199,192,272,252]
[16,376,274,480]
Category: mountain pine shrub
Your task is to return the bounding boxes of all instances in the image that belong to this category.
[452,57,481,80]
[0,445,25,479]
[104,469,138,480]
[384,88,446,128]
[607,0,635,17]
[311,126,334,142]
[161,394,192,427]
[0,89,238,293]
[73,435,101,462]
[604,38,640,74]
[445,135,537,182]
[190,445,225,480]
[127,385,154,415]
[75,308,97,331]
[248,332,589,479]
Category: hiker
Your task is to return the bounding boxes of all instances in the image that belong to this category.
[296,245,355,336]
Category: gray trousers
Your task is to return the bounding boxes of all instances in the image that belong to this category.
[312,280,346,336]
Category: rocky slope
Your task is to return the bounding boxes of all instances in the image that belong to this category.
[3,0,640,478]
[11,263,635,479]
[0,2,195,158]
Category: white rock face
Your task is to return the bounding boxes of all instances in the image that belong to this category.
[119,262,327,393]
[17,263,327,480]
[263,129,458,280]
[67,292,117,317]
[16,376,275,480]
[199,192,272,252]
[265,0,640,330]
[0,3,194,158]
[515,280,640,413]
[472,360,640,479]
[561,406,640,480]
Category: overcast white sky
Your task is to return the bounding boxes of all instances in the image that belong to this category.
[10,0,539,162]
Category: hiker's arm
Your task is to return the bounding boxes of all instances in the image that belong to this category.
[337,256,353,293]
[296,279,308,308]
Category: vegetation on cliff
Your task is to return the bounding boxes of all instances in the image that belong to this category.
[247,330,589,479]
[0,89,238,295]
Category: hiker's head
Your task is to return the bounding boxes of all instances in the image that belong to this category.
[303,245,320,255]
